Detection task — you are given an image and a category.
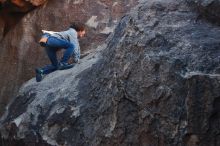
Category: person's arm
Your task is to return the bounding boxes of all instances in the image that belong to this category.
[72,45,80,63]
[69,37,80,63]
[68,29,80,63]
[68,34,80,63]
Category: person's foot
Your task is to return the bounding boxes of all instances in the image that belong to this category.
[58,62,74,70]
[35,68,44,82]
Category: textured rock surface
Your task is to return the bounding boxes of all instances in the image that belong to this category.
[0,0,220,145]
[0,0,47,38]
[0,16,4,40]
[187,0,220,24]
[0,0,46,7]
[0,0,137,116]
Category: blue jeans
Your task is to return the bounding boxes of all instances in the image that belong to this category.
[40,34,75,74]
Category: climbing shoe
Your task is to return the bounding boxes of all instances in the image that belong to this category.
[35,68,44,82]
[58,62,74,70]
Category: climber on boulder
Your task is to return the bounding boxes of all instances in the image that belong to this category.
[35,22,86,82]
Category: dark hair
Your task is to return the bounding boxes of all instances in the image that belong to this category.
[70,22,86,32]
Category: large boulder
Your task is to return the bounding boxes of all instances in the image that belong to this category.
[0,0,220,145]
[0,0,137,116]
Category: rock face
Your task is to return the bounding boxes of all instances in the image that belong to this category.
[0,16,4,40]
[187,0,220,24]
[0,0,47,38]
[0,0,47,114]
[0,0,137,116]
[0,0,46,7]
[0,0,220,146]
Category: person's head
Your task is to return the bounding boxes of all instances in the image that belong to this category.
[70,22,86,38]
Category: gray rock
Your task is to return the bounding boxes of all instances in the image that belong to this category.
[187,0,220,24]
[1,0,220,146]
[0,0,138,116]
